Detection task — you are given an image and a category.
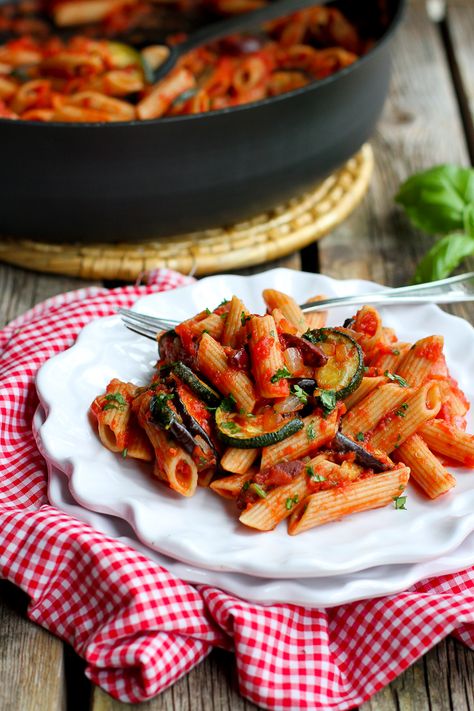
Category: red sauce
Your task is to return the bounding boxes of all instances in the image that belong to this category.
[175,322,196,357]
[416,337,443,362]
[357,310,378,337]
[253,336,274,360]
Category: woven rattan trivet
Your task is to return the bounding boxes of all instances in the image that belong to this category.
[0,144,373,281]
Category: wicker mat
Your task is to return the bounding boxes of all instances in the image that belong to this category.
[0,144,373,281]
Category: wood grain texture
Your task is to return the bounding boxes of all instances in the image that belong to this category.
[1,2,474,709]
[319,3,474,711]
[444,0,474,158]
[91,650,262,711]
[0,582,66,711]
[318,0,469,286]
[0,262,100,328]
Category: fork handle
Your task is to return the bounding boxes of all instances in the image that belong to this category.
[299,272,474,312]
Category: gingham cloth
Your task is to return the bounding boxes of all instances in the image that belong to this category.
[1,269,474,710]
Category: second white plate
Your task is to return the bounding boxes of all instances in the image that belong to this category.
[36,408,474,608]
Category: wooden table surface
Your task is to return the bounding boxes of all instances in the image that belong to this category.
[2,1,474,708]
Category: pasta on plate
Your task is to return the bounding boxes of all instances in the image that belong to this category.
[91,289,474,535]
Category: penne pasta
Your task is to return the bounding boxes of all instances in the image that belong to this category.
[261,409,339,470]
[91,379,152,461]
[210,469,256,499]
[343,376,386,410]
[220,447,259,474]
[239,470,311,531]
[288,467,410,535]
[262,289,307,334]
[197,332,256,412]
[368,381,441,453]
[247,314,289,398]
[369,342,411,373]
[341,383,416,439]
[303,295,328,330]
[393,434,455,499]
[420,419,474,466]
[222,295,249,347]
[90,284,474,534]
[134,392,198,497]
[396,335,444,384]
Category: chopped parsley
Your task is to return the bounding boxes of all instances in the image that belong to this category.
[218,298,229,307]
[205,307,212,316]
[303,329,327,344]
[393,495,407,510]
[122,448,128,458]
[307,422,316,441]
[394,433,402,449]
[392,349,400,356]
[319,389,337,415]
[219,313,228,320]
[285,495,300,510]
[395,403,409,417]
[306,465,326,482]
[241,312,251,326]
[242,481,250,491]
[356,432,365,442]
[292,384,308,405]
[154,392,174,406]
[220,394,236,412]
[270,329,276,338]
[270,367,291,383]
[201,329,210,335]
[250,483,267,499]
[103,392,126,411]
[384,371,409,388]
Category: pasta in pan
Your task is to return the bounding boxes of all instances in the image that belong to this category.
[0,0,367,121]
[90,288,474,535]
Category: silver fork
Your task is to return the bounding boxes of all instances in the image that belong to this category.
[118,272,474,341]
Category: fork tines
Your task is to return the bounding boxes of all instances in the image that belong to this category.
[118,308,177,341]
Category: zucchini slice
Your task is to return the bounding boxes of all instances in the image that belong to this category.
[305,328,364,400]
[172,362,221,407]
[215,407,303,449]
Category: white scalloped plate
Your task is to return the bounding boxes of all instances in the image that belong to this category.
[34,407,474,608]
[36,269,474,579]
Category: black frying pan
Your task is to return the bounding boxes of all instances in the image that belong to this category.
[0,0,405,243]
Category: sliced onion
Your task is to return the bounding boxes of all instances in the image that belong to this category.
[283,347,304,375]
[274,394,304,414]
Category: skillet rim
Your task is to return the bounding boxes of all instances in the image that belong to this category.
[0,0,406,130]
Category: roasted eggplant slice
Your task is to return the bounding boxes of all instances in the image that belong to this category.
[149,392,197,456]
[333,431,390,472]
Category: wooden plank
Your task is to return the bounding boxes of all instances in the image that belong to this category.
[443,0,474,158]
[91,650,262,711]
[0,262,100,328]
[317,3,474,710]
[0,581,66,711]
[0,264,99,711]
[318,0,469,286]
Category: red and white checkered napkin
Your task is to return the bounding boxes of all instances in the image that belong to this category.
[1,269,474,710]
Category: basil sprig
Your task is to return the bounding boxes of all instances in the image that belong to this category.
[395,165,474,283]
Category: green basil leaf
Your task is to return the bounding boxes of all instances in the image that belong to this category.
[396,165,474,235]
[463,203,474,238]
[413,232,474,284]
